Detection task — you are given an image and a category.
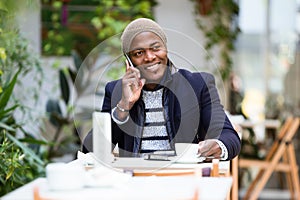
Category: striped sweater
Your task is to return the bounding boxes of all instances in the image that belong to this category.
[140,88,171,153]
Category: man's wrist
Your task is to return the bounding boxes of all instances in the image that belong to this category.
[214,139,228,160]
[116,103,130,112]
[117,99,132,111]
[111,107,129,125]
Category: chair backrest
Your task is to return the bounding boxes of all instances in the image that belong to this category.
[264,116,295,161]
[282,117,300,142]
[238,117,300,200]
[276,116,294,141]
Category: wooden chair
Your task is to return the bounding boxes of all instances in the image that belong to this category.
[239,116,300,200]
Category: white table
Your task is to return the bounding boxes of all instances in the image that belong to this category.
[230,116,281,142]
[2,176,232,200]
[238,119,280,129]
[1,155,232,200]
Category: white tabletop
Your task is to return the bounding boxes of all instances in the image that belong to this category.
[2,176,232,200]
[2,154,232,200]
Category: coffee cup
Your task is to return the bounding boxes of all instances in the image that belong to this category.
[46,162,85,190]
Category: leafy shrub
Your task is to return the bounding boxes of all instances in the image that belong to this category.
[0,1,46,196]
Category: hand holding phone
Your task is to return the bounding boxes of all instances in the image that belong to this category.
[121,54,145,102]
[124,53,143,87]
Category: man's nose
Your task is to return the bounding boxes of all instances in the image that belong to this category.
[144,49,156,61]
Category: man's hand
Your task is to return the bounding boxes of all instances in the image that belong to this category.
[198,139,222,161]
[119,60,146,111]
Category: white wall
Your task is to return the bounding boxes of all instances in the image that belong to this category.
[154,0,211,72]
[17,0,41,54]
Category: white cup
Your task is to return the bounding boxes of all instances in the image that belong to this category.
[175,143,194,156]
[46,162,85,191]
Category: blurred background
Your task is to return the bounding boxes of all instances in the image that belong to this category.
[0,0,299,198]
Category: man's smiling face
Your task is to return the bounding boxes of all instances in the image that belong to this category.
[128,31,168,86]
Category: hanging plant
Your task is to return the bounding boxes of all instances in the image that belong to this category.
[191,0,240,80]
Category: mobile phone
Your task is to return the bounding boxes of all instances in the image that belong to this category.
[144,154,170,161]
[124,53,134,68]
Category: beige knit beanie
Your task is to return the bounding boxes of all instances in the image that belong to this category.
[121,18,167,54]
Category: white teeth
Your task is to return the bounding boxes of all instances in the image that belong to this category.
[146,63,158,69]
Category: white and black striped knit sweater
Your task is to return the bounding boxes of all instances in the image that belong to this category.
[140,88,172,153]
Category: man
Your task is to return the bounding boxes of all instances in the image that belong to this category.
[83,18,241,160]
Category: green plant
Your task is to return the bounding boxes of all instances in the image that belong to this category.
[191,0,240,80]
[0,69,45,196]
[41,0,157,58]
[41,0,99,57]
[0,131,45,196]
[0,0,46,195]
[91,0,157,42]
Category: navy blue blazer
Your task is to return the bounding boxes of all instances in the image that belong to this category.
[94,67,241,159]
